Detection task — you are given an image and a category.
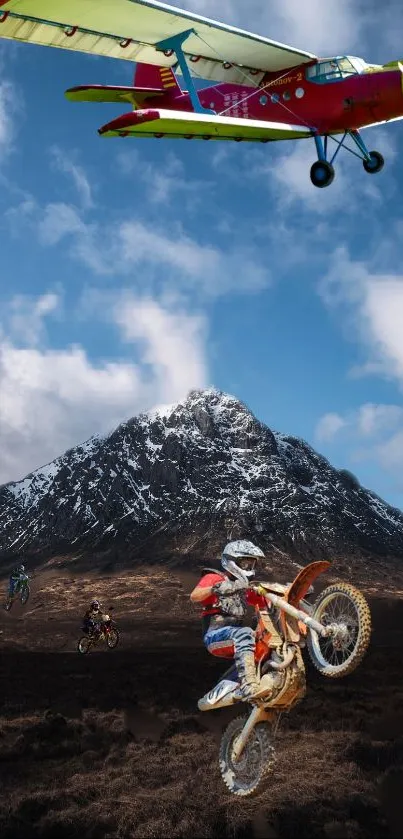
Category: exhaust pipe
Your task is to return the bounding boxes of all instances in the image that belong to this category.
[266,646,296,671]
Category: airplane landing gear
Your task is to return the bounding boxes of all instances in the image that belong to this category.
[310,160,335,188]
[363,150,384,174]
[310,131,385,188]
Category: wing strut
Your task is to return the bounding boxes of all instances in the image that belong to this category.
[155,28,215,115]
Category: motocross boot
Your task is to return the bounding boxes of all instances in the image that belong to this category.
[235,651,268,701]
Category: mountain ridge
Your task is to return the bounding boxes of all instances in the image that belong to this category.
[1,387,402,570]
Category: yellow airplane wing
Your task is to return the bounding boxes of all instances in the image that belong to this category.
[0,1,317,85]
[65,85,165,106]
[98,108,313,141]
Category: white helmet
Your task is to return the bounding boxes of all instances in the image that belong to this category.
[221,540,265,584]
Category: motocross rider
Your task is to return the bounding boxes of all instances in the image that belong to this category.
[82,599,104,636]
[8,564,28,597]
[190,540,269,701]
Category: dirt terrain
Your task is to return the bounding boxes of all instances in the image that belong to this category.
[0,562,403,839]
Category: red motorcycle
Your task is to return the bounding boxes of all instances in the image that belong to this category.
[77,607,120,654]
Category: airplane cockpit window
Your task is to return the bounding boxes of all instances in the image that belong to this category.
[347,56,369,73]
[305,56,359,83]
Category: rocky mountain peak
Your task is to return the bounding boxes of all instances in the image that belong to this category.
[1,388,403,569]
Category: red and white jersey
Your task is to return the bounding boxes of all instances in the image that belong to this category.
[196,570,267,619]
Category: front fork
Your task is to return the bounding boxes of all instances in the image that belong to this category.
[231,706,277,763]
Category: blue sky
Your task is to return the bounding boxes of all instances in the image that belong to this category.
[1,0,403,511]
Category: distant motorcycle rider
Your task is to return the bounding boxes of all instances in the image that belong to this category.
[82,599,104,636]
[8,564,29,598]
[190,540,269,701]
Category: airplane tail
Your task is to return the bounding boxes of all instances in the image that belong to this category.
[133,62,181,94]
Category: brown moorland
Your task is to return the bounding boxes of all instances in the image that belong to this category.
[0,561,402,839]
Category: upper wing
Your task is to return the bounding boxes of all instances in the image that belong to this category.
[0,1,317,85]
[97,108,313,141]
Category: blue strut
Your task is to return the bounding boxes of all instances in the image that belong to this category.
[155,29,215,115]
[313,129,373,165]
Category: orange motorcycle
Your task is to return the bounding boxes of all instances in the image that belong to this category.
[197,561,372,796]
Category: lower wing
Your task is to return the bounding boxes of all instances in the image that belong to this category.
[65,85,165,107]
[98,109,313,141]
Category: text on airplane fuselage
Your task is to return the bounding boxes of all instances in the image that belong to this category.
[259,72,304,88]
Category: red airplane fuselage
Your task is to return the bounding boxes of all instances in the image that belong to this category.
[139,59,403,135]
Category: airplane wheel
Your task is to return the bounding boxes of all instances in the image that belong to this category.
[363,150,384,174]
[310,160,335,188]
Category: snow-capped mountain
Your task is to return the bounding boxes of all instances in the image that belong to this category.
[1,388,403,567]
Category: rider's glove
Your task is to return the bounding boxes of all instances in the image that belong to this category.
[250,583,267,597]
[212,579,248,596]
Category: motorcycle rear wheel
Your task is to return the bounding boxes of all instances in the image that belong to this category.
[219,715,276,796]
[20,585,30,606]
[307,583,371,677]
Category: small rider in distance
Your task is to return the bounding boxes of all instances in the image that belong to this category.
[82,599,104,637]
[190,539,270,701]
[8,564,29,599]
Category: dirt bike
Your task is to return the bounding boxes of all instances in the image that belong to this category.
[77,607,120,654]
[4,576,30,611]
[197,560,372,797]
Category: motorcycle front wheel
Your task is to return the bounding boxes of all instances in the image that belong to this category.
[77,636,92,655]
[219,715,276,796]
[307,583,371,678]
[106,628,119,649]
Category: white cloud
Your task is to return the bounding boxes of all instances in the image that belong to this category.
[6,197,37,221]
[317,246,365,308]
[316,244,403,496]
[315,412,347,442]
[250,126,395,215]
[317,403,403,442]
[115,221,268,296]
[116,148,211,206]
[318,247,403,389]
[363,0,403,58]
[0,39,22,75]
[50,147,94,209]
[259,141,350,212]
[0,292,208,484]
[362,279,403,381]
[38,202,87,246]
[264,0,360,53]
[357,403,403,437]
[376,430,403,473]
[180,0,403,69]
[16,198,269,299]
[114,295,207,399]
[0,80,20,155]
[315,402,403,491]
[180,0,361,54]
[3,292,60,346]
[180,0,236,24]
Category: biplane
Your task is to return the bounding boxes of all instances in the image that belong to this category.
[0,0,402,187]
